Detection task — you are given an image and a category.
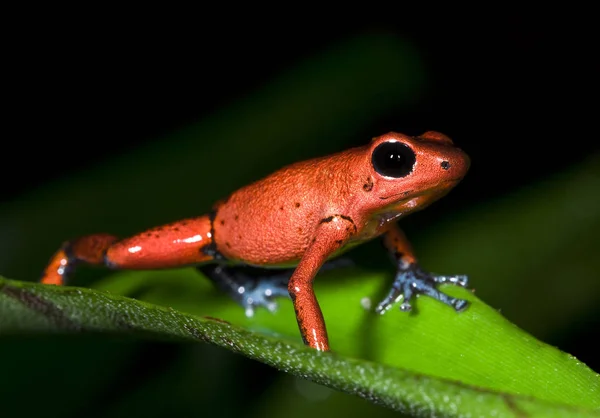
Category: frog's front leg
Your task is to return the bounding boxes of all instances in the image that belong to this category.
[288,215,356,351]
[376,223,470,314]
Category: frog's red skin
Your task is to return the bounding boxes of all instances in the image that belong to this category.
[41,131,470,352]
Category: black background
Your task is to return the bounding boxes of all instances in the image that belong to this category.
[5,16,597,201]
[2,13,598,417]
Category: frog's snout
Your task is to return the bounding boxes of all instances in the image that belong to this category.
[440,148,470,181]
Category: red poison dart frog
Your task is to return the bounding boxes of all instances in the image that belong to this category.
[41,131,470,351]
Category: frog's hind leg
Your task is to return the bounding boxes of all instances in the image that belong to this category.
[41,234,120,285]
[198,258,353,317]
[197,264,292,317]
[41,215,215,286]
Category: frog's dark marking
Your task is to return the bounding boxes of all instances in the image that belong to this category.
[173,227,179,232]
[299,329,308,345]
[220,220,225,226]
[363,177,374,191]
[234,215,239,221]
[295,202,301,208]
[225,242,231,248]
[1,284,82,330]
[181,221,188,226]
[319,214,357,233]
[339,215,354,225]
[335,240,343,245]
[200,210,226,260]
[394,251,404,260]
[339,215,357,233]
[297,227,302,234]
[441,161,451,170]
[279,206,284,211]
[146,232,152,237]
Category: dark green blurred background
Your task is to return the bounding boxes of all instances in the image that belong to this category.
[2,15,598,418]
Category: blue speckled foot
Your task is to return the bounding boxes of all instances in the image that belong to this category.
[375,264,469,314]
[238,273,291,317]
[198,264,291,317]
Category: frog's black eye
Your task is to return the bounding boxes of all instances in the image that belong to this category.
[371,141,416,178]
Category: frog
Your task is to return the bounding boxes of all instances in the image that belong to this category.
[41,131,471,351]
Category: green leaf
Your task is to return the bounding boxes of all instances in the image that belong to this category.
[1,277,598,417]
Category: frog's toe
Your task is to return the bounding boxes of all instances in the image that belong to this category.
[432,273,469,287]
[243,300,278,318]
[376,265,470,314]
[241,283,284,317]
[375,279,415,314]
[240,279,291,316]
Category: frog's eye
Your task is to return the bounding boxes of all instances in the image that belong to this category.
[371,141,416,178]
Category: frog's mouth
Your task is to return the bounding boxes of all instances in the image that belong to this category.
[375,195,432,223]
[379,190,413,201]
[378,177,463,201]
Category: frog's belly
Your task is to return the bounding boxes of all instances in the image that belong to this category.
[223,235,370,270]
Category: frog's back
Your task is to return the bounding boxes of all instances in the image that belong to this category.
[212,148,364,266]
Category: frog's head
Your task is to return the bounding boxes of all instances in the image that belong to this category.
[360,131,470,216]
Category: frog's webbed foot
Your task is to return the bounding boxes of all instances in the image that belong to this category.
[375,263,470,314]
[238,275,291,317]
[197,264,291,317]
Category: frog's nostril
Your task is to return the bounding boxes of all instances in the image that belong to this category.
[440,161,451,170]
